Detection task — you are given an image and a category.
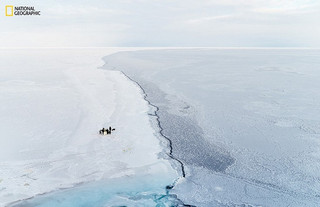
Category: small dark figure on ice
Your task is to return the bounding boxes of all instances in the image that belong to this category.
[99,127,115,135]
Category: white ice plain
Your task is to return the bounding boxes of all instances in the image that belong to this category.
[0,49,178,206]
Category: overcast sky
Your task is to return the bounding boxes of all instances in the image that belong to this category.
[1,0,319,47]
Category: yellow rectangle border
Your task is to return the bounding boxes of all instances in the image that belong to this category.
[6,5,14,16]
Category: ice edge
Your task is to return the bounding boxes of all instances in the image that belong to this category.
[120,71,196,207]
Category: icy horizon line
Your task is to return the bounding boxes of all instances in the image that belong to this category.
[0,46,320,50]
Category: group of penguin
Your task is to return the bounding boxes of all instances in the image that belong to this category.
[99,126,115,135]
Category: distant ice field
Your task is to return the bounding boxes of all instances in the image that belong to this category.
[103,49,320,206]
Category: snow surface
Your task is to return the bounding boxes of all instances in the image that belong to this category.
[103,48,320,206]
[0,48,178,206]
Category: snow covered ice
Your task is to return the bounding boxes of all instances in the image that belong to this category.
[0,48,179,206]
[103,48,320,206]
[2,48,320,207]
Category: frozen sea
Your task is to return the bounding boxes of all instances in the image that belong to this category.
[103,48,320,207]
[0,48,183,207]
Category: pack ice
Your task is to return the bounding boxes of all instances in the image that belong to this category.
[103,48,320,207]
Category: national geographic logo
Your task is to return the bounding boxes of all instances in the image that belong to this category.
[5,5,41,16]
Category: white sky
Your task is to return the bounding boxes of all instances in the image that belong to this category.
[0,0,319,47]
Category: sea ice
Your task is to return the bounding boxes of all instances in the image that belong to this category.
[103,48,320,206]
[0,48,178,206]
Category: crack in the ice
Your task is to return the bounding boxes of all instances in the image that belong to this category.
[120,71,196,207]
[120,71,186,178]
